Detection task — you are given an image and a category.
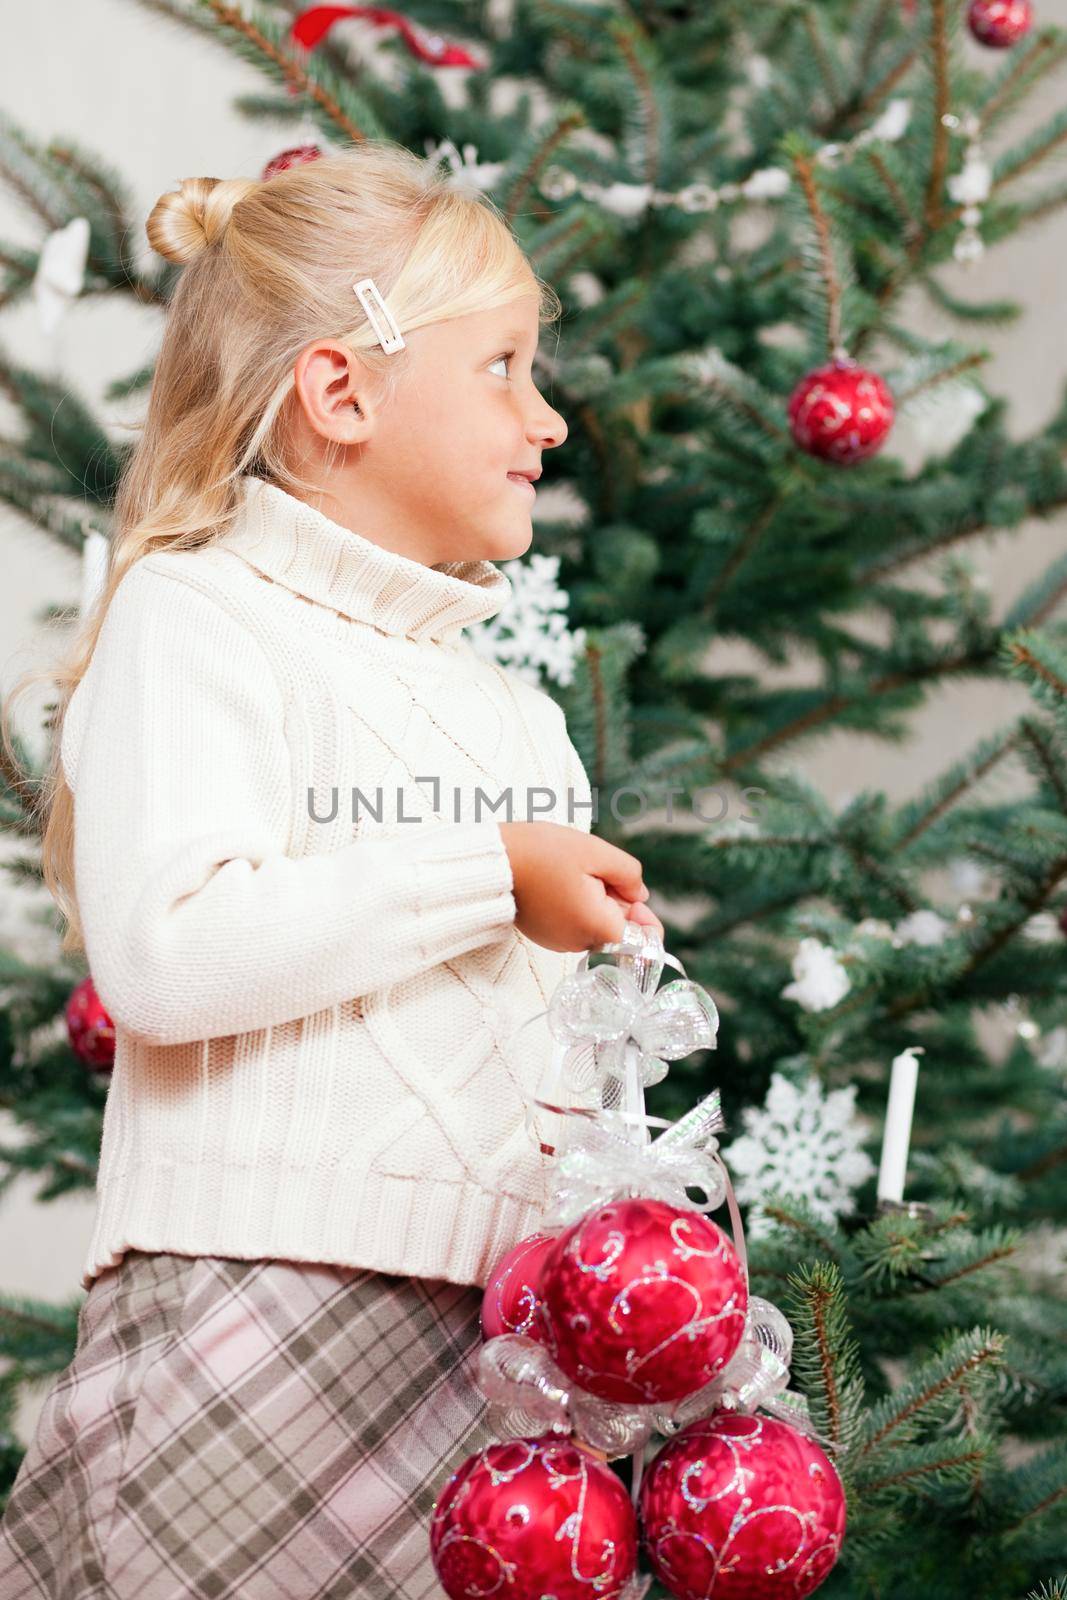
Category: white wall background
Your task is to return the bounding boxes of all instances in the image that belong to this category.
[2,0,1067,1442]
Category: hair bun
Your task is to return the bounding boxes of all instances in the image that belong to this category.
[146,175,259,265]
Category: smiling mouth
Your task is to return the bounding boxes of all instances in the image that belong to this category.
[506,473,537,494]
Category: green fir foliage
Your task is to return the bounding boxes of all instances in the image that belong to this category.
[1,1,1066,1591]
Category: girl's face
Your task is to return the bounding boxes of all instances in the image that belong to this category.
[289,291,568,567]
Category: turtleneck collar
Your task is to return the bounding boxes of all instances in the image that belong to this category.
[214,474,513,644]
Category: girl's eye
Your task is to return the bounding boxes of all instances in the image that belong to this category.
[488,350,515,379]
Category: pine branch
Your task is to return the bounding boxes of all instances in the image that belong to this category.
[801,8,847,118]
[608,18,663,189]
[979,28,1067,131]
[858,487,1067,586]
[925,1242,1016,1290]
[865,148,921,239]
[501,111,586,225]
[701,494,784,617]
[201,0,370,144]
[922,0,952,231]
[858,1328,1005,1455]
[1017,717,1067,815]
[853,0,900,95]
[893,350,988,408]
[1007,635,1067,700]
[856,1439,989,1495]
[993,105,1067,192]
[883,849,1067,1021]
[849,42,917,125]
[786,1260,865,1457]
[720,642,998,775]
[0,712,42,827]
[999,1438,1067,1533]
[760,1201,843,1260]
[790,146,844,354]
[892,724,1023,851]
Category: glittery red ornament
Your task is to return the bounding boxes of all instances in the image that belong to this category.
[430,1435,638,1600]
[261,145,323,181]
[638,1413,846,1600]
[538,1196,748,1406]
[787,357,894,465]
[65,975,115,1072]
[480,1232,555,1343]
[967,0,1034,46]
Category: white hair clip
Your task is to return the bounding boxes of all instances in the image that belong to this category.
[353,276,405,353]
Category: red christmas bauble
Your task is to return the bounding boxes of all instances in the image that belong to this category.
[787,357,894,465]
[65,975,115,1072]
[480,1232,555,1343]
[967,0,1033,46]
[638,1413,846,1600]
[261,144,323,180]
[538,1196,748,1406]
[430,1435,638,1600]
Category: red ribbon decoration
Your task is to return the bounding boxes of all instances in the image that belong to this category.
[289,5,483,66]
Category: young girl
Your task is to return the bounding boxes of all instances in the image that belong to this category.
[0,142,663,1598]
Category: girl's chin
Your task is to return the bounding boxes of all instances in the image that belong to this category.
[481,523,534,561]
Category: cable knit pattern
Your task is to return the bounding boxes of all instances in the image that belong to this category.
[64,475,594,1290]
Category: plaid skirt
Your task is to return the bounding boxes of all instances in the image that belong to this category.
[0,1250,496,1599]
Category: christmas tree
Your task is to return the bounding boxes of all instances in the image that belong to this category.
[3,0,1067,1592]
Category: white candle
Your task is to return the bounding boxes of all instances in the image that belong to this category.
[80,528,110,619]
[877,1046,924,1204]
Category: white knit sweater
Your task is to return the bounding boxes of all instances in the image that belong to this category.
[63,474,593,1291]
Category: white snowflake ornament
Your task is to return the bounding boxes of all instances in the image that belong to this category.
[947,153,992,207]
[589,181,655,218]
[850,917,895,943]
[894,909,950,947]
[567,271,605,308]
[865,98,912,144]
[1024,912,1060,943]
[423,137,506,196]
[1037,1026,1067,1072]
[780,937,851,1012]
[741,168,791,200]
[950,858,991,899]
[468,552,587,688]
[726,1072,876,1235]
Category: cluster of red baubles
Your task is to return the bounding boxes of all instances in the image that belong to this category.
[431,1201,846,1600]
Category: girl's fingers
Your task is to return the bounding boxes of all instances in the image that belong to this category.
[601,885,664,940]
[623,899,664,939]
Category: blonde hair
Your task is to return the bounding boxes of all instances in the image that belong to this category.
[2,140,561,955]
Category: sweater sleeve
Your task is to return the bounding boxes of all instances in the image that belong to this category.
[64,560,517,1047]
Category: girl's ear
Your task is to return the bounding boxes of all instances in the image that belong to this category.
[292,340,376,443]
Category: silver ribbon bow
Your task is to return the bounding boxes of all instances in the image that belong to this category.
[539,1090,728,1230]
[650,1294,812,1436]
[546,955,720,1096]
[477,1276,814,1458]
[487,927,816,1460]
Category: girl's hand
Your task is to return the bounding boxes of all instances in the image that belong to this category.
[606,886,665,944]
[498,821,659,953]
